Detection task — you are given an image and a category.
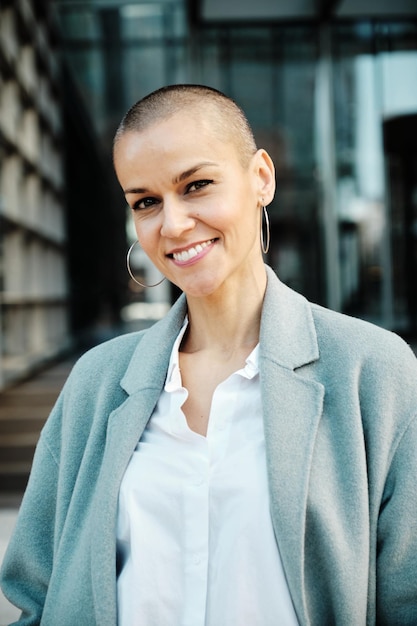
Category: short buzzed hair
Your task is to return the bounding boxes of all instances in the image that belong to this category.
[114,84,257,167]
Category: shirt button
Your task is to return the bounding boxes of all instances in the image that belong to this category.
[193,476,205,487]
[193,555,201,565]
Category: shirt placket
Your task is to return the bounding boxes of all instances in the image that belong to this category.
[182,439,210,626]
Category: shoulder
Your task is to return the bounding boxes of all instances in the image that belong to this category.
[75,329,147,370]
[306,304,417,472]
[70,330,146,381]
[262,268,416,382]
[59,329,151,410]
[311,302,416,369]
[310,302,417,413]
[68,295,188,391]
[40,330,152,453]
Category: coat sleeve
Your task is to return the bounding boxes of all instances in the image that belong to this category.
[0,396,63,626]
[376,412,417,624]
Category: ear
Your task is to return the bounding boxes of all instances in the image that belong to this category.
[252,149,276,205]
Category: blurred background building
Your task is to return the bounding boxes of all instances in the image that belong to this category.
[1,0,417,390]
[0,0,125,391]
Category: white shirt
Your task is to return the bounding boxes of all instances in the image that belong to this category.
[116,322,299,626]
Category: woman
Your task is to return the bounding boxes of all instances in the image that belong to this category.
[1,85,417,625]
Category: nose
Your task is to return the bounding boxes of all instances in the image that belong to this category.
[160,198,195,238]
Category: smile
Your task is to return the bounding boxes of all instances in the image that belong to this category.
[170,239,216,263]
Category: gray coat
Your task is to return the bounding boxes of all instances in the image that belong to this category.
[2,267,417,625]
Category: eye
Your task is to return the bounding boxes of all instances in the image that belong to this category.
[132,197,159,211]
[186,179,213,193]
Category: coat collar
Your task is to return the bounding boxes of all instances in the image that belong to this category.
[260,265,319,369]
[120,294,187,396]
[260,266,324,624]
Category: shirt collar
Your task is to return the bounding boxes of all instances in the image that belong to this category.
[241,344,259,379]
[165,318,259,391]
[164,318,188,392]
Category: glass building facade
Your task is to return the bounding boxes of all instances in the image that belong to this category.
[54,0,417,336]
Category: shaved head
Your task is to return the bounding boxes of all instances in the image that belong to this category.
[114,84,257,167]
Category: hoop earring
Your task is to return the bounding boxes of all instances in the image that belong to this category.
[260,205,270,255]
[127,241,166,288]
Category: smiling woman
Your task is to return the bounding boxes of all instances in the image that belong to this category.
[113,89,275,304]
[2,84,417,626]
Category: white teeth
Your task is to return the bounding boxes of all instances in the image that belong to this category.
[173,239,214,262]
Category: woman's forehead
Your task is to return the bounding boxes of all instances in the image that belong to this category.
[116,116,240,168]
[114,134,246,194]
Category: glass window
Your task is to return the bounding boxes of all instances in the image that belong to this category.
[59,8,102,41]
[121,4,165,40]
[332,21,417,332]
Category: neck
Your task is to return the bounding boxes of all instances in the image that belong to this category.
[182,265,267,354]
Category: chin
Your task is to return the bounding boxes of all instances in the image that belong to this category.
[180,275,223,299]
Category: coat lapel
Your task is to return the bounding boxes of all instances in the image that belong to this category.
[260,267,324,623]
[91,296,187,624]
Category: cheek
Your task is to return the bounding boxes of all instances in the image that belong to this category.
[133,219,159,251]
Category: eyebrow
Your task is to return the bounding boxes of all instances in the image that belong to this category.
[172,162,217,185]
[124,161,218,195]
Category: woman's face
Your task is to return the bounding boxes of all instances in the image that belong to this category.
[114,109,275,299]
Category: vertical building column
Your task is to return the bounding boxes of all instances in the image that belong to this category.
[315,23,341,311]
[99,8,125,126]
[375,54,394,329]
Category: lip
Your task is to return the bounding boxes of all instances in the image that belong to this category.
[167,238,217,266]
